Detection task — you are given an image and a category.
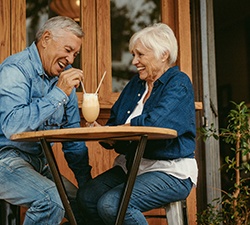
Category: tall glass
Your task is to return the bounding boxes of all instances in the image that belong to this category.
[82,93,100,124]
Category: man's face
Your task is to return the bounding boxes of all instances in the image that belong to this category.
[39,30,82,77]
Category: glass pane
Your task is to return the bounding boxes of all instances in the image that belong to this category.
[26,0,80,46]
[111,0,161,92]
[26,1,49,46]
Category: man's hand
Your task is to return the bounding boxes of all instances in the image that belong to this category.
[56,68,84,96]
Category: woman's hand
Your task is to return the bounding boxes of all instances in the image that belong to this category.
[85,121,101,127]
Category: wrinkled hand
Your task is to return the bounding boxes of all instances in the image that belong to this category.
[86,122,115,148]
[56,68,84,96]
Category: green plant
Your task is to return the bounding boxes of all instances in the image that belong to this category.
[197,101,250,225]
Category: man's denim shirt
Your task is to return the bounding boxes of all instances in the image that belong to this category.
[107,66,196,160]
[0,42,91,187]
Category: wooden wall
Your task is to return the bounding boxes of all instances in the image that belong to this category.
[0,0,26,63]
[0,0,198,224]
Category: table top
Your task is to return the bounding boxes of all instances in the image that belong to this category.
[10,126,177,142]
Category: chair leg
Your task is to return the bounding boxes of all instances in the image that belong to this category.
[0,200,20,225]
[165,201,184,225]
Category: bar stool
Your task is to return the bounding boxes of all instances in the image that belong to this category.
[165,201,187,225]
[145,200,188,225]
[0,200,20,225]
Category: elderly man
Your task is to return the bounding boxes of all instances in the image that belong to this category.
[0,16,91,225]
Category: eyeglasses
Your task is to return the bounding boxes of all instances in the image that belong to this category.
[44,105,68,129]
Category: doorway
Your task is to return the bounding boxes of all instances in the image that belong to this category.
[213,0,250,192]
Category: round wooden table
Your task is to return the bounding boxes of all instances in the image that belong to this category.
[11,126,177,225]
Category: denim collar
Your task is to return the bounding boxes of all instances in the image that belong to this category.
[158,65,179,84]
[136,65,179,88]
[28,42,58,82]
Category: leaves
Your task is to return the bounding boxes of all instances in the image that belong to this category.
[197,101,250,224]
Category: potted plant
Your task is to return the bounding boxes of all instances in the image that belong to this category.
[197,101,250,225]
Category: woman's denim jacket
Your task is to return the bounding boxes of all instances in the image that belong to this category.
[106,66,196,160]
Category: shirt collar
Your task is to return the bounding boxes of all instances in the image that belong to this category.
[136,66,179,87]
[28,42,58,82]
[158,65,179,84]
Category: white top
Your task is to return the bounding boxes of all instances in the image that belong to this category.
[114,84,198,185]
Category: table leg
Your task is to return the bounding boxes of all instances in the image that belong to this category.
[39,138,77,225]
[115,135,148,225]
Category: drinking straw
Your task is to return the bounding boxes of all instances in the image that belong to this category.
[95,71,107,94]
[81,81,86,94]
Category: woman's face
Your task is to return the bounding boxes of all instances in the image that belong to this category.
[131,40,168,82]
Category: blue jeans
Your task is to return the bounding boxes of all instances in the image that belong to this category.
[0,147,79,225]
[77,166,192,225]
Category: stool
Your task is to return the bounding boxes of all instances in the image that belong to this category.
[164,201,186,225]
[145,200,188,225]
[0,200,20,225]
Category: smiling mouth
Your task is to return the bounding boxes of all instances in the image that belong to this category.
[58,61,66,69]
[137,67,145,71]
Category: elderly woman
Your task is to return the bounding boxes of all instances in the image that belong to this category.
[77,23,198,225]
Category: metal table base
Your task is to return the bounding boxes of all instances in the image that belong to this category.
[39,135,148,225]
